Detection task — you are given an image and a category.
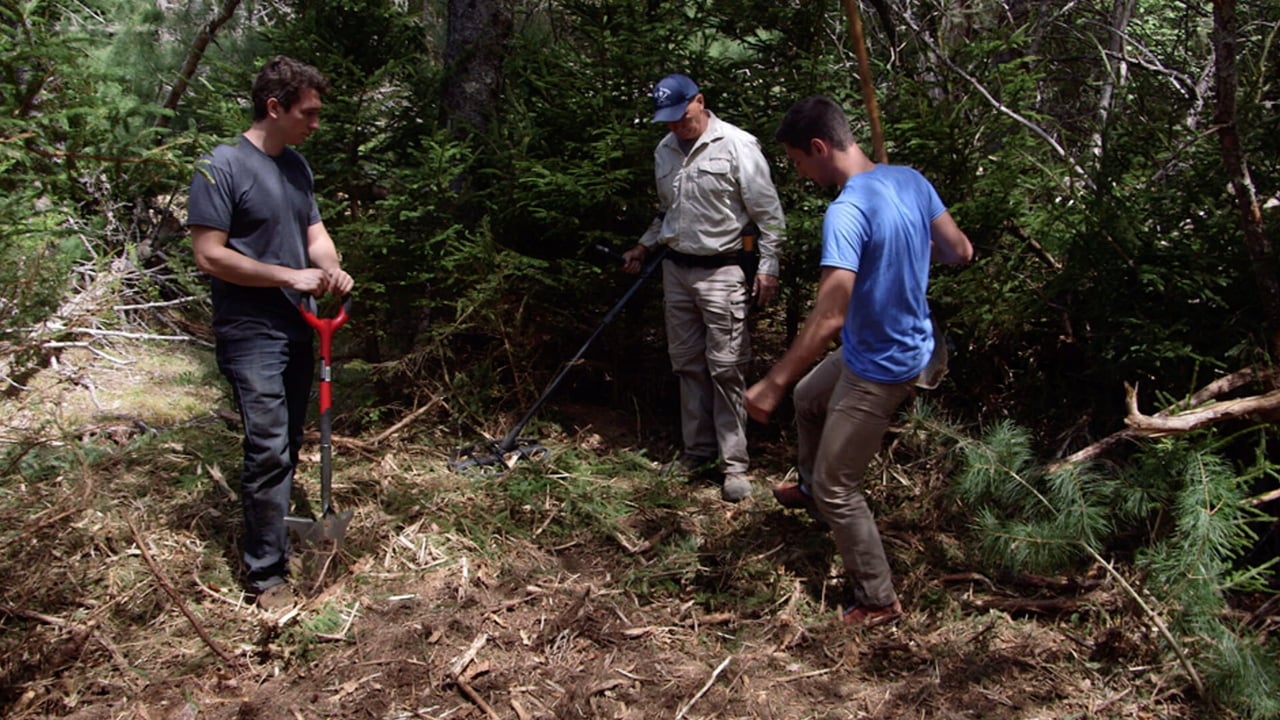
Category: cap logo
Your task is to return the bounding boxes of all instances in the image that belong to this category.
[655,86,673,106]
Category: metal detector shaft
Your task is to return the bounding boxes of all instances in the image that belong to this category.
[493,245,669,453]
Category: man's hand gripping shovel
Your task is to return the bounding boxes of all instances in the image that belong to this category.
[286,295,354,549]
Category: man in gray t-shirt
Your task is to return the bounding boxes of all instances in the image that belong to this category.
[187,56,354,610]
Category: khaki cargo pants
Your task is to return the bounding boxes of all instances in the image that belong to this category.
[661,260,751,475]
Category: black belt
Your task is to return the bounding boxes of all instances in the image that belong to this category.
[664,248,741,269]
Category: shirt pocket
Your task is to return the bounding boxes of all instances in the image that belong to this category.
[694,158,734,199]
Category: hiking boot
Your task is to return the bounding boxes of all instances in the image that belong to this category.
[721,473,752,502]
[841,598,903,627]
[255,583,297,611]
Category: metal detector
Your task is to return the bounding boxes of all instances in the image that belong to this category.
[449,246,669,474]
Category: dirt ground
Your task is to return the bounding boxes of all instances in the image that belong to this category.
[0,339,1202,720]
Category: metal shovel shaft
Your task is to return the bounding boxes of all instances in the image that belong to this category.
[449,247,668,472]
[288,297,353,545]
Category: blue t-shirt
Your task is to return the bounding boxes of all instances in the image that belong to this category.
[187,136,321,341]
[820,164,946,383]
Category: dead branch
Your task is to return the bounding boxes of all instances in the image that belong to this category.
[333,394,447,451]
[675,656,733,720]
[457,678,501,720]
[126,518,240,668]
[156,0,244,130]
[968,596,1086,615]
[448,633,488,679]
[1049,366,1280,472]
[1124,383,1280,435]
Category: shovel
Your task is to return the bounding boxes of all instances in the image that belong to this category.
[286,295,354,548]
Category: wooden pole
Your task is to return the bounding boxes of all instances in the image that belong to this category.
[841,0,887,163]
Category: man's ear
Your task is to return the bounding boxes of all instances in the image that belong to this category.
[265,97,282,119]
[810,138,830,156]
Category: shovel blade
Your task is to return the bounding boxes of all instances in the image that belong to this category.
[286,510,353,548]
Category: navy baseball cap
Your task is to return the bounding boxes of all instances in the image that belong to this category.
[652,74,699,123]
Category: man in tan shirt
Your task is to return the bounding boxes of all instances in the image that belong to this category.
[622,73,786,502]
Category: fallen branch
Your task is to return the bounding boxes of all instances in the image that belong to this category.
[457,678,501,720]
[968,596,1085,615]
[127,518,239,668]
[448,633,488,679]
[1124,383,1280,435]
[317,395,446,451]
[1049,366,1280,471]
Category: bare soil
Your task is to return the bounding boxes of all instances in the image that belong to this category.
[0,340,1200,720]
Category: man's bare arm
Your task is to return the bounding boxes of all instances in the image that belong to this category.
[191,225,331,295]
[929,211,973,265]
[746,267,854,422]
[305,221,354,295]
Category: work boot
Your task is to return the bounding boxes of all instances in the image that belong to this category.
[721,473,752,502]
[841,598,903,627]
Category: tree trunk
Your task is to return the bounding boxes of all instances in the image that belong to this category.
[1212,0,1280,360]
[441,0,512,138]
[155,0,243,130]
[1091,0,1135,158]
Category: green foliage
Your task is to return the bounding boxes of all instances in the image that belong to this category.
[955,424,1280,717]
[958,421,1111,573]
[486,450,632,541]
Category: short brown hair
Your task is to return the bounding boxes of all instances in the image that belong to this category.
[251,56,330,121]
[775,96,856,153]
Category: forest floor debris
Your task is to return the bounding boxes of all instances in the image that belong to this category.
[0,339,1203,719]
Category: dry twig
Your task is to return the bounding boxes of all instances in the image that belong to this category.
[675,655,733,720]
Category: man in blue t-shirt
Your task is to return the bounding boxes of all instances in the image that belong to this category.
[745,96,972,626]
[187,56,354,610]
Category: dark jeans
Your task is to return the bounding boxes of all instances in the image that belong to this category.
[216,334,313,594]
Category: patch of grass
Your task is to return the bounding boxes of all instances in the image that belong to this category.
[623,533,703,601]
[275,602,350,661]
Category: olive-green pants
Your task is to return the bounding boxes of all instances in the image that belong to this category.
[795,351,914,607]
[662,260,751,474]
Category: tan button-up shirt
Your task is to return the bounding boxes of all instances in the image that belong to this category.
[639,112,786,277]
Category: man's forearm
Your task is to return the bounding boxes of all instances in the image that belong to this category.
[763,267,851,387]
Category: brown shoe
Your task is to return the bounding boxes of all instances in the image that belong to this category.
[842,598,903,627]
[771,482,816,510]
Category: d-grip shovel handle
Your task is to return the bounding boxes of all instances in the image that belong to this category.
[298,295,350,514]
[300,296,350,363]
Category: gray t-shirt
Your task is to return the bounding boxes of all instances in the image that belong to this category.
[187,136,321,341]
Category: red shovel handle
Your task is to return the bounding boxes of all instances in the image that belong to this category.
[299,295,350,415]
